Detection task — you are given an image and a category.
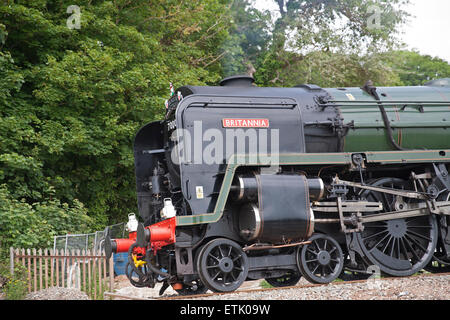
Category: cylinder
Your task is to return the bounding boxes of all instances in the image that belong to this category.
[232,174,324,202]
[238,203,261,241]
[238,174,315,243]
[307,178,325,201]
[231,174,258,201]
[104,238,135,259]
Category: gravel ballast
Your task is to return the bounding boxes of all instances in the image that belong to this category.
[190,274,450,300]
[18,273,449,300]
[111,273,449,300]
[25,287,90,300]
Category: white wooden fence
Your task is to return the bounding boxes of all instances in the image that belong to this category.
[10,248,114,299]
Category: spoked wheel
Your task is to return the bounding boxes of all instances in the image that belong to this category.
[356,178,438,277]
[196,238,249,293]
[426,192,450,273]
[297,234,344,284]
[265,271,302,287]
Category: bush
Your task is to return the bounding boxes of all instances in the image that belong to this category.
[0,185,92,249]
[2,266,28,300]
[0,248,27,300]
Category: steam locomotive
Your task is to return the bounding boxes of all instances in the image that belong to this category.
[105,75,450,295]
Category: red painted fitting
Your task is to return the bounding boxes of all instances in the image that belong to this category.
[151,217,176,241]
[114,239,136,253]
[171,283,183,290]
[111,231,137,253]
[148,217,177,252]
[150,225,173,242]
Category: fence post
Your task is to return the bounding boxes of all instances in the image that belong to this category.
[50,249,54,287]
[98,251,102,296]
[39,248,43,291]
[109,254,114,293]
[55,249,59,287]
[87,249,91,295]
[81,249,86,293]
[103,252,107,297]
[32,248,37,292]
[9,247,14,276]
[93,248,97,300]
[44,249,49,289]
[26,248,31,293]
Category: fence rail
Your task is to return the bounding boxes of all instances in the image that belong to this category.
[10,247,114,300]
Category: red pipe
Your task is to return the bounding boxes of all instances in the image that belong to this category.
[107,231,137,256]
[114,238,136,253]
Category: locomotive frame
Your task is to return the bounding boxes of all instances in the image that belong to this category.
[105,75,450,295]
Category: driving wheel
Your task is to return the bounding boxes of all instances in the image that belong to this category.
[355,178,438,276]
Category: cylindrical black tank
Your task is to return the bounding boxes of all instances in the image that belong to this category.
[230,174,258,202]
[236,174,316,243]
[232,174,324,202]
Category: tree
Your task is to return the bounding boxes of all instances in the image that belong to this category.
[0,0,231,244]
[225,0,410,87]
[220,0,272,76]
[256,50,402,88]
[268,0,409,52]
[384,50,450,86]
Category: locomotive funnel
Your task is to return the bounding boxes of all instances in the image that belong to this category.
[219,75,255,87]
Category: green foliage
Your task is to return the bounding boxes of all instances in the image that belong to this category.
[257,50,403,88]
[0,248,28,300]
[221,0,272,76]
[383,50,450,86]
[259,279,273,289]
[227,0,411,86]
[0,185,91,248]
[0,0,230,244]
[2,264,28,300]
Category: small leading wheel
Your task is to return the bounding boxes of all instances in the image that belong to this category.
[297,234,344,284]
[265,271,301,287]
[196,238,249,293]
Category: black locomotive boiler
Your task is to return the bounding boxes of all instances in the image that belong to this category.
[105,75,450,294]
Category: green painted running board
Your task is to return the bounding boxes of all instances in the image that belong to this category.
[176,149,450,226]
[365,150,450,164]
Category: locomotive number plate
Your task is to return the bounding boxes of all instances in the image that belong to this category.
[222,118,270,128]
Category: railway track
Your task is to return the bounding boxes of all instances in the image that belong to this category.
[104,271,450,301]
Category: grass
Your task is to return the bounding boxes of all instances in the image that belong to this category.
[259,280,273,288]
